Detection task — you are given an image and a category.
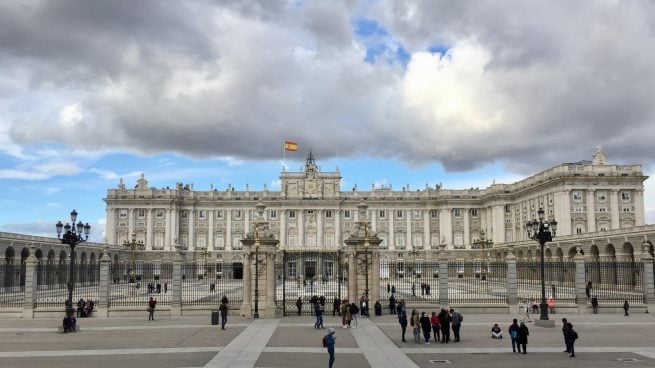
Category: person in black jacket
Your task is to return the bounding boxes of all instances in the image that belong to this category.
[399,311,408,342]
[438,309,451,343]
[509,319,521,353]
[517,321,529,354]
[419,312,432,344]
[565,323,578,357]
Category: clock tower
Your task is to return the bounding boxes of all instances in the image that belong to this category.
[280,151,341,199]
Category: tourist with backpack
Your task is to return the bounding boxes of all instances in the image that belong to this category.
[350,302,359,328]
[565,322,579,357]
[323,327,336,368]
[509,318,521,353]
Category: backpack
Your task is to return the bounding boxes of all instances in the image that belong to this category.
[510,330,518,339]
[351,304,359,315]
[573,331,578,340]
[322,335,328,348]
[410,317,414,326]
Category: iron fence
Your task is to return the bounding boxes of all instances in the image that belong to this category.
[0,263,23,310]
[381,260,440,304]
[35,263,100,309]
[276,251,345,316]
[110,263,172,308]
[448,261,507,304]
[585,261,643,305]
[516,261,576,305]
[182,262,243,308]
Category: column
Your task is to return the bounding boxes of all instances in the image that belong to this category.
[389,211,394,250]
[265,251,276,317]
[348,252,357,302]
[635,189,645,226]
[106,208,116,245]
[440,209,452,246]
[371,251,380,311]
[226,211,232,250]
[146,209,153,251]
[641,248,654,309]
[98,246,111,317]
[188,209,195,250]
[165,209,172,248]
[463,209,470,248]
[317,210,324,248]
[128,208,135,238]
[171,254,182,316]
[438,251,449,307]
[554,191,572,236]
[610,189,620,230]
[491,205,504,245]
[245,208,250,234]
[240,253,252,317]
[171,208,178,248]
[208,211,214,251]
[22,250,38,319]
[280,210,287,250]
[335,210,341,247]
[406,209,411,249]
[506,250,518,313]
[485,207,492,239]
[586,190,596,233]
[574,251,587,312]
[423,210,430,249]
[298,210,304,247]
[371,208,377,233]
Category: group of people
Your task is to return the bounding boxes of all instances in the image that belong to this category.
[146,282,166,294]
[488,317,578,357]
[398,306,463,344]
[76,298,95,318]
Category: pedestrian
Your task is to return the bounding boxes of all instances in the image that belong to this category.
[325,327,336,368]
[420,312,432,344]
[565,323,578,357]
[624,300,630,316]
[585,281,592,299]
[591,296,599,314]
[411,309,421,343]
[562,318,570,353]
[314,302,324,329]
[387,283,391,294]
[430,311,441,343]
[438,308,451,343]
[221,295,229,305]
[411,283,416,297]
[518,321,529,354]
[391,285,396,294]
[450,308,463,342]
[399,310,408,342]
[491,323,503,339]
[219,300,228,330]
[296,297,303,316]
[333,296,341,317]
[551,284,556,299]
[350,302,359,328]
[523,299,531,322]
[164,282,168,293]
[389,294,396,315]
[509,318,521,353]
[148,297,157,321]
[396,299,405,319]
[374,300,382,316]
[341,300,350,328]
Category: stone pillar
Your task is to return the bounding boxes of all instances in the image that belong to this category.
[586,190,596,233]
[635,190,645,226]
[208,211,214,251]
[389,212,394,250]
[188,209,195,251]
[506,248,518,314]
[463,209,470,247]
[574,248,587,313]
[106,208,116,245]
[280,210,287,250]
[371,251,380,312]
[348,251,357,303]
[641,246,654,311]
[22,247,38,319]
[171,249,183,316]
[97,246,112,317]
[128,208,135,238]
[265,250,276,318]
[423,210,430,248]
[438,249,449,307]
[146,209,153,251]
[240,253,252,317]
[610,189,620,230]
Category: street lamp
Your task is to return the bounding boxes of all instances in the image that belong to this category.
[55,210,91,317]
[123,232,145,285]
[472,231,493,281]
[357,201,371,300]
[253,201,265,319]
[526,208,557,322]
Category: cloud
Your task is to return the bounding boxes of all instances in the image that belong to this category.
[1,0,654,175]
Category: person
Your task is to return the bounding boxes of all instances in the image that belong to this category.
[148,297,157,321]
[562,318,570,353]
[491,323,503,339]
[63,314,77,333]
[219,300,228,330]
[296,297,303,316]
[430,311,441,343]
[391,285,396,295]
[314,302,324,329]
[509,319,521,353]
[523,299,531,322]
[624,300,630,316]
[547,296,555,314]
[85,300,94,317]
[396,299,405,319]
[325,327,336,368]
[164,282,168,293]
[551,284,556,299]
[350,302,359,328]
[387,283,391,294]
[531,298,539,313]
[399,310,408,342]
[374,300,382,316]
[438,308,451,343]
[518,321,529,354]
[591,295,599,314]
[77,298,86,318]
[221,295,229,305]
[341,300,350,328]
[565,322,578,357]
[420,312,432,344]
[389,295,396,315]
[360,293,369,317]
[411,309,421,343]
[332,296,341,317]
[450,308,463,342]
[411,283,416,296]
[585,281,592,299]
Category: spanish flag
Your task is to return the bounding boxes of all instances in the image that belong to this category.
[284,140,298,152]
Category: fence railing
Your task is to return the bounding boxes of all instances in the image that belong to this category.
[517,261,576,305]
[380,261,440,303]
[110,263,172,308]
[585,262,643,305]
[181,262,242,308]
[448,261,507,304]
[35,264,100,309]
[0,264,24,310]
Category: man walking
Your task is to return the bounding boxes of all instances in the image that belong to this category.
[325,327,336,368]
[624,300,630,316]
[562,318,570,353]
[450,308,463,342]
[148,297,157,321]
[565,323,578,357]
[219,300,228,330]
[509,319,521,353]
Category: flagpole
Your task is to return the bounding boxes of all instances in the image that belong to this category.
[283,140,286,170]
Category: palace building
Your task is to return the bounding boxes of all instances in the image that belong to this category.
[103,147,647,259]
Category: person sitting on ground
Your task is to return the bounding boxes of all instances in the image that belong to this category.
[491,323,503,339]
[63,314,77,333]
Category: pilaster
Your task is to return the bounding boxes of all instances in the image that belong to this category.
[170,248,183,316]
[22,247,38,319]
[97,246,112,317]
[574,248,588,313]
[438,249,449,307]
[641,245,654,310]
[506,247,518,313]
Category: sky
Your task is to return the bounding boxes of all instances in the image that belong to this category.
[1,0,654,243]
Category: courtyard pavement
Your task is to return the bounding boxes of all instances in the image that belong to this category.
[0,310,654,368]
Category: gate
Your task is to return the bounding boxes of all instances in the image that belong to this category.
[276,250,346,316]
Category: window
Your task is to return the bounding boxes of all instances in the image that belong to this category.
[344,210,351,219]
[622,207,632,213]
[598,207,607,212]
[181,211,188,219]
[572,191,582,202]
[288,234,297,247]
[269,210,277,219]
[453,209,461,218]
[413,234,422,248]
[289,210,296,219]
[576,227,583,235]
[597,191,607,202]
[396,210,403,219]
[216,210,224,219]
[287,261,297,278]
[470,209,479,218]
[119,209,128,219]
[413,210,421,220]
[430,209,438,219]
[215,234,225,249]
[233,210,242,219]
[395,234,405,249]
[574,206,584,213]
[307,210,314,215]
[621,191,631,201]
[379,210,386,219]
[505,205,511,213]
[137,209,146,218]
[198,210,206,219]
[155,210,164,219]
[454,231,463,247]
[325,210,332,218]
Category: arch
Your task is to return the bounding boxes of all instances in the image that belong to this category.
[590,245,600,261]
[526,249,533,260]
[555,247,564,261]
[59,250,67,264]
[20,247,30,261]
[621,242,635,261]
[545,248,553,260]
[5,246,16,264]
[35,248,43,260]
[517,250,524,260]
[47,249,55,263]
[604,244,616,258]
[567,246,578,259]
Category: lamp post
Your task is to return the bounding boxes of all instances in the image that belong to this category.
[253,201,265,319]
[472,231,493,281]
[526,208,557,322]
[357,202,371,299]
[123,232,145,285]
[55,210,91,317]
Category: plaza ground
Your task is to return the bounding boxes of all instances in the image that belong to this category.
[1,311,654,368]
